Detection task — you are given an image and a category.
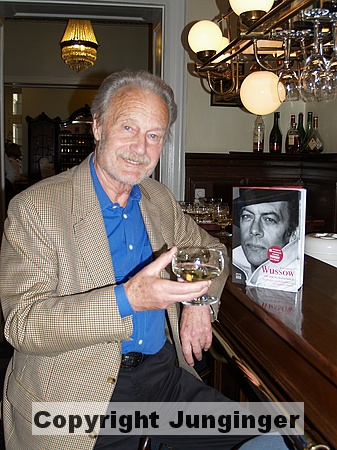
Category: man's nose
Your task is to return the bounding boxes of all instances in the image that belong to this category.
[250,219,263,236]
[130,134,147,155]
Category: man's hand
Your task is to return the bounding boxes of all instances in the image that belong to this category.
[124,247,211,312]
[180,304,212,366]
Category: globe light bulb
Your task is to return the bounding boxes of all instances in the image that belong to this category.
[240,71,286,115]
[229,0,274,16]
[188,20,223,54]
[213,37,230,63]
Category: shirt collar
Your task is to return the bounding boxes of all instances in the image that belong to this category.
[90,154,142,211]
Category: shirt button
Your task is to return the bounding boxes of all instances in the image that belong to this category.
[129,244,134,250]
[138,339,143,345]
[107,376,116,385]
[123,213,128,219]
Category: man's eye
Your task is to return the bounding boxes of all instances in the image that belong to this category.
[124,125,131,131]
[148,133,159,140]
[241,214,252,222]
[263,216,277,224]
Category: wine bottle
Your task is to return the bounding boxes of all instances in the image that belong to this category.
[285,115,301,154]
[297,113,305,146]
[302,112,313,153]
[307,116,324,153]
[269,112,282,153]
[253,115,265,153]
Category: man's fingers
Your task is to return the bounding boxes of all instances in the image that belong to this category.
[182,341,194,366]
[149,246,177,275]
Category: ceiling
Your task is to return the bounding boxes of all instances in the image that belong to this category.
[0,1,162,23]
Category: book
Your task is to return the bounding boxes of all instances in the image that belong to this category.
[231,186,307,292]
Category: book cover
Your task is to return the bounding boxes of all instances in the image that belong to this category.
[231,186,307,292]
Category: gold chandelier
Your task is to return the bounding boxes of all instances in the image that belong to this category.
[60,19,99,73]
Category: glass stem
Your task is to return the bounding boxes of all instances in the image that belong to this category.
[333,20,337,58]
[313,19,320,54]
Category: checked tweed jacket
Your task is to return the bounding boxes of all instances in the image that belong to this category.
[0,154,228,450]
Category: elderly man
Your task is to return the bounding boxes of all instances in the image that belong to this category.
[1,71,291,450]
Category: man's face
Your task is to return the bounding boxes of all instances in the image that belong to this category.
[93,87,169,187]
[240,201,291,270]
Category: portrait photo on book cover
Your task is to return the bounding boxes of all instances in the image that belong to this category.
[232,186,307,292]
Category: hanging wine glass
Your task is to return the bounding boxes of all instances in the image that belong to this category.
[300,15,332,102]
[278,32,300,102]
[325,17,337,100]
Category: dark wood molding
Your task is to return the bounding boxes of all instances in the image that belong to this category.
[185,152,337,232]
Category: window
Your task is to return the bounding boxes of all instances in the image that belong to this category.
[5,88,22,146]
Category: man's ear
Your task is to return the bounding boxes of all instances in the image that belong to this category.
[287,228,298,242]
[92,115,102,142]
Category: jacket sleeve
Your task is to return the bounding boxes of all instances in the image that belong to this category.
[0,192,133,356]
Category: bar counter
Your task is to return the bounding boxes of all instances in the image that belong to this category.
[212,255,337,449]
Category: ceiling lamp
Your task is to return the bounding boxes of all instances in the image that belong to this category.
[229,0,274,27]
[60,19,99,73]
[240,71,285,115]
[188,20,223,62]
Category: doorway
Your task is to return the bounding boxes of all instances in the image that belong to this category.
[0,0,187,232]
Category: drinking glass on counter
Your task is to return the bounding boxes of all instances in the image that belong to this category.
[178,201,193,214]
[180,201,210,223]
[172,247,224,305]
[199,197,223,210]
[212,203,233,237]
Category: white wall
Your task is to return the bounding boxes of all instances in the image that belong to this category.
[185,0,337,153]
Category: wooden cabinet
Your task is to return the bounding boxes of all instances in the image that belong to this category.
[57,104,95,173]
[26,105,95,183]
[26,112,60,182]
[185,152,337,232]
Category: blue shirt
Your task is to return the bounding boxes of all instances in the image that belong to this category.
[90,156,166,354]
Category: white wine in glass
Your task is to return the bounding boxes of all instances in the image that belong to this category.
[172,247,224,305]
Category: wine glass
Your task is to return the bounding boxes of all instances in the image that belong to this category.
[325,17,337,100]
[199,197,223,209]
[187,203,209,223]
[172,247,224,306]
[212,203,233,237]
[278,32,300,102]
[300,17,332,102]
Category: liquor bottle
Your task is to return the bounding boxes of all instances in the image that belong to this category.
[307,116,324,153]
[302,112,313,153]
[269,112,282,153]
[297,112,305,146]
[253,115,265,153]
[285,115,301,154]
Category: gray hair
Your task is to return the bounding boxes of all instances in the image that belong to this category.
[91,70,178,142]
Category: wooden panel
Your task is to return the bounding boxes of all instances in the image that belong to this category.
[185,152,337,232]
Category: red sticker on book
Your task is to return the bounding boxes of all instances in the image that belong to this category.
[267,246,283,263]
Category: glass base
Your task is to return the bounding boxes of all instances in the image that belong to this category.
[182,295,218,306]
[215,230,232,237]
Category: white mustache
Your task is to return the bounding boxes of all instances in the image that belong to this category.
[119,151,150,165]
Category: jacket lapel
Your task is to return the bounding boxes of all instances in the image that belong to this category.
[72,156,116,287]
[139,184,168,258]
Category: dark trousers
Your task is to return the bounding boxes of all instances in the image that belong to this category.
[93,342,264,450]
